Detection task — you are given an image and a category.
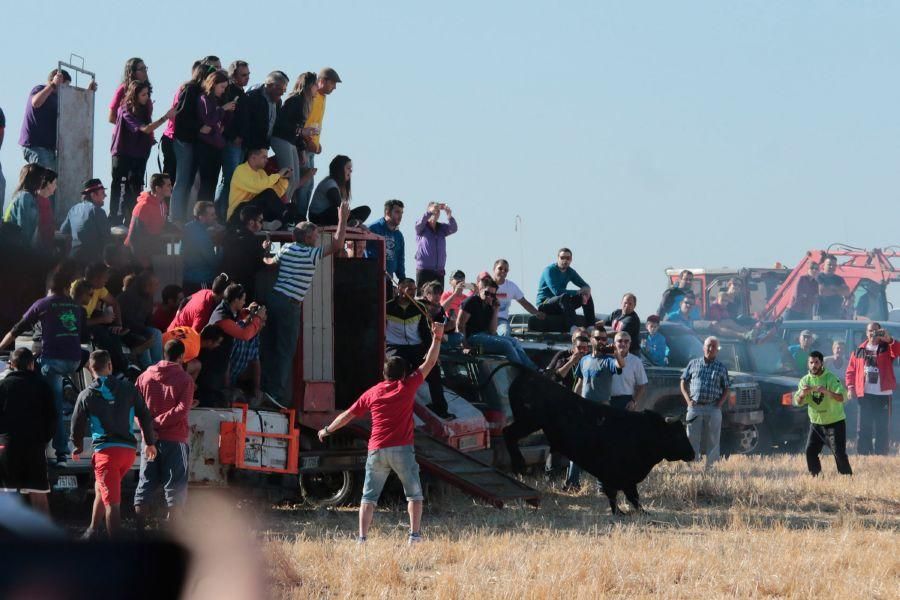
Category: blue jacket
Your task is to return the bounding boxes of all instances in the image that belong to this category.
[367,217,405,279]
[4,191,39,246]
[61,200,110,263]
[182,220,219,284]
[536,264,589,305]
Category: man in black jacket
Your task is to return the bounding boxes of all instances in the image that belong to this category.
[0,348,56,515]
[236,72,287,152]
[216,60,251,220]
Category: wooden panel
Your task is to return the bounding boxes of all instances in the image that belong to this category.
[302,232,335,382]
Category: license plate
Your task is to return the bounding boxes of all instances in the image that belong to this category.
[458,434,482,451]
[301,456,320,470]
[54,475,78,490]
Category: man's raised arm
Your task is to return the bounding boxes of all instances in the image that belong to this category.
[323,201,350,257]
[418,322,446,379]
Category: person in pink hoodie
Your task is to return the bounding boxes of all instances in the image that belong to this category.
[125,173,170,266]
[133,338,195,529]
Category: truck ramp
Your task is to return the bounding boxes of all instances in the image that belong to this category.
[348,424,540,508]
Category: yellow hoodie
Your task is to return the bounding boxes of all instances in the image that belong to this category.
[227,162,290,219]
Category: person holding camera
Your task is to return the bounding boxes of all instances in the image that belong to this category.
[793,350,852,476]
[457,275,538,371]
[846,322,899,455]
[414,202,458,288]
[197,283,266,406]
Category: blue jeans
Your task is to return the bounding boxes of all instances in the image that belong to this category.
[293,152,315,219]
[215,143,244,221]
[40,357,81,458]
[467,332,538,370]
[22,146,57,170]
[361,445,424,504]
[170,139,196,224]
[260,290,302,404]
[137,327,163,369]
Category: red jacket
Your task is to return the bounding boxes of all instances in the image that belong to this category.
[168,289,217,332]
[846,339,900,395]
[125,191,168,257]
[135,360,195,443]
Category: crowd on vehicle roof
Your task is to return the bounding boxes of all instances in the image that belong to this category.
[0,56,896,541]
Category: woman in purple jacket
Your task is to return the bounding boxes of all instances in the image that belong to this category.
[196,70,235,205]
[110,82,173,225]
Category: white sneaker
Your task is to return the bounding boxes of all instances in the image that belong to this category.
[262,220,282,231]
[408,532,423,545]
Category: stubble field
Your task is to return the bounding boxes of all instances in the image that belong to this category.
[253,454,899,599]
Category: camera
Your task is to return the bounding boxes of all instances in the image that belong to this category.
[250,304,263,316]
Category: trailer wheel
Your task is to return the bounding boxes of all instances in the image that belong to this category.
[300,471,361,506]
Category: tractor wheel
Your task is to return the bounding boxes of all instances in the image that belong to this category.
[299,470,361,506]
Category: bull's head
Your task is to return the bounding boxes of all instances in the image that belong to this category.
[662,417,696,462]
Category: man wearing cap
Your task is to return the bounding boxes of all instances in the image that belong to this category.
[294,68,341,210]
[61,178,112,265]
[789,330,815,373]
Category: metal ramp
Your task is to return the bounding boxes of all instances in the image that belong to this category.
[348,424,541,508]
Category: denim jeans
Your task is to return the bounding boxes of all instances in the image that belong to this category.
[136,327,164,369]
[215,143,244,221]
[293,152,315,219]
[170,139,196,224]
[361,445,423,504]
[539,293,596,330]
[270,136,302,202]
[22,146,57,170]
[467,332,538,370]
[686,404,722,467]
[260,290,302,404]
[40,357,81,458]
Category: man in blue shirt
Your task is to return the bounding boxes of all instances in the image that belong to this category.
[536,248,595,331]
[60,179,111,265]
[181,200,220,294]
[564,328,625,489]
[666,296,697,329]
[368,200,405,297]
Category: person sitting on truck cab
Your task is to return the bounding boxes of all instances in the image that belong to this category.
[816,255,849,319]
[657,269,693,318]
[604,293,641,354]
[536,248,595,332]
[785,262,820,321]
[457,275,538,371]
[226,147,292,229]
[789,330,815,373]
[666,296,696,329]
[492,259,543,337]
[642,315,669,365]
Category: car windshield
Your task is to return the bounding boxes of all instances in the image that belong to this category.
[660,326,704,368]
[746,341,804,376]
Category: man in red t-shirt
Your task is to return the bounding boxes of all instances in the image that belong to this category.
[318,320,445,545]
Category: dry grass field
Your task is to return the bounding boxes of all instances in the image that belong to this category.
[258,455,900,599]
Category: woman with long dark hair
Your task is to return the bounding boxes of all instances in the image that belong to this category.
[3,164,56,249]
[110,81,173,225]
[270,72,319,213]
[164,61,215,224]
[307,155,370,225]
[108,57,151,124]
[196,70,234,205]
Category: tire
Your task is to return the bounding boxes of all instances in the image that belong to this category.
[300,470,362,506]
[723,423,769,455]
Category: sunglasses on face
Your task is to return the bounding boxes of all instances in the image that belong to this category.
[592,336,607,342]
[483,292,496,298]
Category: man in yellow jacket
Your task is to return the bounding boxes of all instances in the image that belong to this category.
[227,148,292,228]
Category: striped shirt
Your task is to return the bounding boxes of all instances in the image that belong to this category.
[272,242,323,302]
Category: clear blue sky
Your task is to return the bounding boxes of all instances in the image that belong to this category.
[1,1,898,312]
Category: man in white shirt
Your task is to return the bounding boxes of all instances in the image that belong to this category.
[609,332,648,410]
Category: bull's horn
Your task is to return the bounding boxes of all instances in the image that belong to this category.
[664,416,679,424]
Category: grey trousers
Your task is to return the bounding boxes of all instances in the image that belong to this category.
[686,404,722,467]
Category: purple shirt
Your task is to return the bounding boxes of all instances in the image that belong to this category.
[13,295,87,362]
[19,85,58,149]
[111,106,154,158]
[414,213,457,272]
[197,95,225,149]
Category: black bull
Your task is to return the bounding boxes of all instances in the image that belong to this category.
[501,367,696,514]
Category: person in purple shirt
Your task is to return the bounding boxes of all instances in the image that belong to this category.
[197,70,235,206]
[110,82,172,225]
[0,274,91,464]
[21,69,98,169]
[414,202,457,288]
